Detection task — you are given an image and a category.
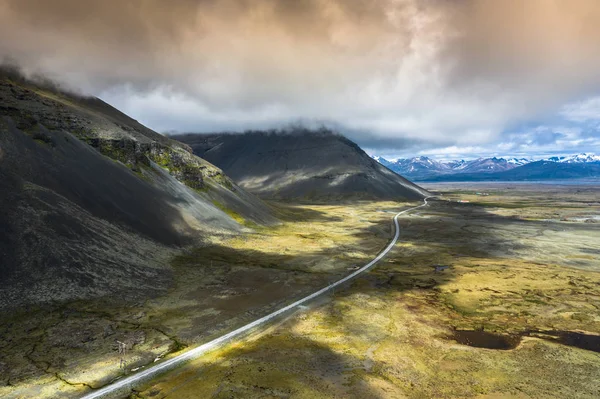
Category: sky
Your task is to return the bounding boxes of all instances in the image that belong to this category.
[1,0,600,160]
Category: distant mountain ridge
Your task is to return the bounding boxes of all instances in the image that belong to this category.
[374,153,600,181]
[375,155,534,179]
[546,153,600,163]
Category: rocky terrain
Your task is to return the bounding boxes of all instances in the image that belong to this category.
[0,68,276,310]
[173,130,430,201]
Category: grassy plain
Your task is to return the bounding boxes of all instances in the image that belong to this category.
[0,201,403,398]
[2,184,599,398]
[133,184,600,399]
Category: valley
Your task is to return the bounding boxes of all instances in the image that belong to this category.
[1,67,599,399]
[124,184,600,399]
[2,138,599,398]
[3,3,600,398]
[0,69,437,399]
[0,199,412,398]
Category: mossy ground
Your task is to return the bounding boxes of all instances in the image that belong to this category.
[134,184,600,399]
[3,185,599,398]
[210,200,246,225]
[0,201,404,398]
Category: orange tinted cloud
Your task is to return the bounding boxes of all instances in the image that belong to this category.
[1,0,600,148]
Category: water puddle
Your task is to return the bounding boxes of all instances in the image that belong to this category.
[448,329,600,353]
[449,330,520,350]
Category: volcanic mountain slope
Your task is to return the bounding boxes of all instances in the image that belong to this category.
[0,68,276,310]
[174,130,430,201]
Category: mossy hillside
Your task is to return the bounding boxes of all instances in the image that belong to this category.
[147,144,236,192]
[1,77,237,195]
[79,137,238,194]
[149,145,207,190]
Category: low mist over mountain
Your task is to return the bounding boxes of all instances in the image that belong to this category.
[0,68,276,310]
[375,153,600,181]
[174,130,430,201]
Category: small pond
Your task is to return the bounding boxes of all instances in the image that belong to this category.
[448,329,600,353]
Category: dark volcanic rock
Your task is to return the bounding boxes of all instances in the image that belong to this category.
[0,70,276,310]
[174,130,430,201]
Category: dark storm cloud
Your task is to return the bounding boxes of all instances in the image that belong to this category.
[1,0,600,155]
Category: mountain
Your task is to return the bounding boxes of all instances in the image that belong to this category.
[545,153,600,163]
[0,68,276,310]
[456,157,530,173]
[372,155,395,169]
[507,158,532,166]
[390,156,451,179]
[374,153,600,181]
[377,156,532,180]
[172,130,430,201]
[421,160,600,182]
[446,159,468,170]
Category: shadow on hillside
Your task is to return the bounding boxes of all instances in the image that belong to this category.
[266,201,345,223]
[172,244,328,274]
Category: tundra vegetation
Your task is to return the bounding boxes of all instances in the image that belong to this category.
[2,135,599,398]
[1,68,428,398]
[6,65,599,399]
[130,184,600,399]
[0,200,400,398]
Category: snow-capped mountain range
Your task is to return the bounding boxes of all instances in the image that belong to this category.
[373,153,600,181]
[546,153,600,163]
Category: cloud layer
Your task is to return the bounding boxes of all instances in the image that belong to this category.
[2,0,600,157]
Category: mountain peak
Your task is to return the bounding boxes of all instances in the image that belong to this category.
[545,153,600,163]
[372,152,599,180]
[176,131,430,200]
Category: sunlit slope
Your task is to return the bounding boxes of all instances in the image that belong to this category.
[174,130,431,201]
[0,71,276,310]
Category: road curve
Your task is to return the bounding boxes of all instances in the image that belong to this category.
[81,197,433,399]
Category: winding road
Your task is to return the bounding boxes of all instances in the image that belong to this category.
[81,196,432,399]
